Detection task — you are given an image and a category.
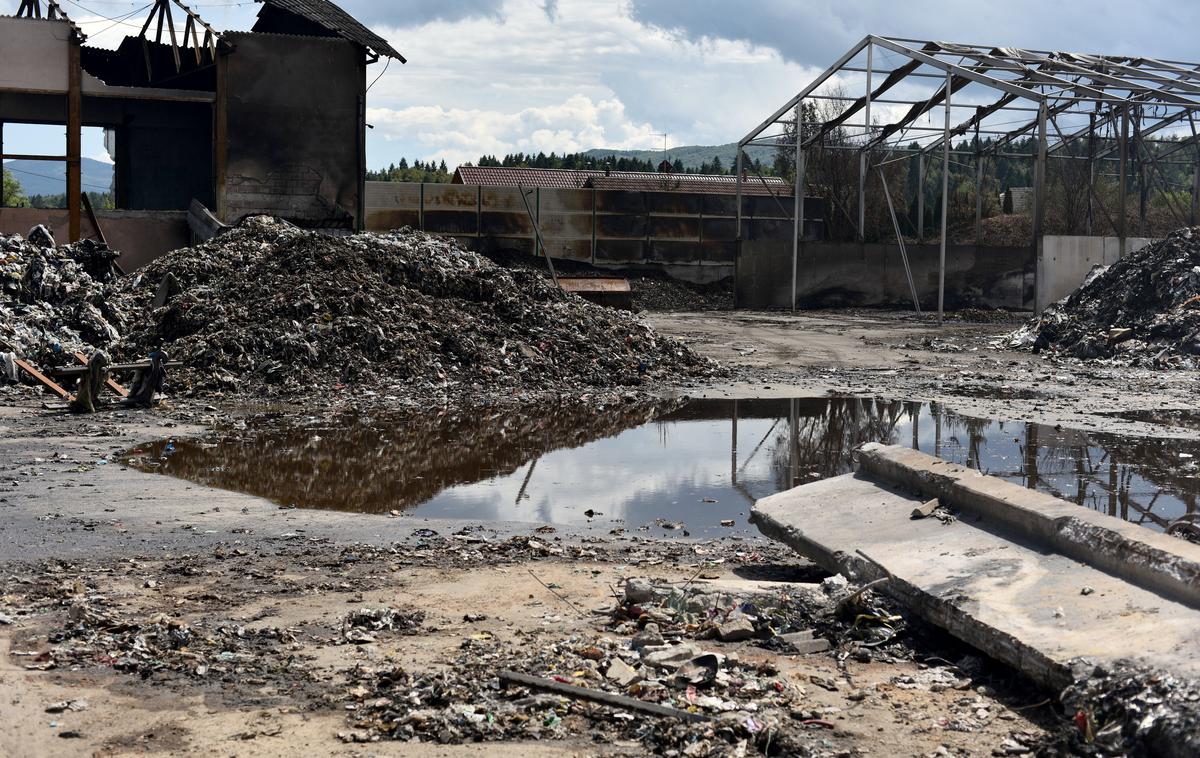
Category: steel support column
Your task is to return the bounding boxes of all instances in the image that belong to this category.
[937,70,951,326]
[734,148,743,309]
[1118,107,1129,256]
[974,113,983,245]
[792,111,806,314]
[1086,114,1096,236]
[1032,102,1048,311]
[917,153,925,241]
[858,42,872,240]
[735,150,744,241]
[1192,157,1200,226]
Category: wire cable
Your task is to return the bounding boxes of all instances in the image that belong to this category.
[366,56,391,94]
[3,164,113,193]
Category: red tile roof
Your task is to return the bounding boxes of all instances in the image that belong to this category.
[454,166,603,189]
[589,173,789,195]
[452,166,792,196]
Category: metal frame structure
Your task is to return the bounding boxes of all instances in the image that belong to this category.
[737,36,1200,322]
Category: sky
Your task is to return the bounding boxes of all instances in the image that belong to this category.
[5,0,1200,170]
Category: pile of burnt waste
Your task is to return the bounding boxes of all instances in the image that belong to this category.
[1,227,123,376]
[107,217,722,399]
[1010,227,1200,367]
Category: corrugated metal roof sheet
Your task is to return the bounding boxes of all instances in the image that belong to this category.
[256,0,404,61]
[453,166,792,195]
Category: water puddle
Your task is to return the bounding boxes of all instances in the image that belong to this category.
[1106,408,1200,432]
[124,398,1200,535]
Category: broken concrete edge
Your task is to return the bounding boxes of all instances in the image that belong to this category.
[856,443,1200,611]
[748,507,1073,692]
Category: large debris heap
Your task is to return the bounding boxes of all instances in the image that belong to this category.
[1010,227,1200,367]
[1,231,123,373]
[115,217,719,395]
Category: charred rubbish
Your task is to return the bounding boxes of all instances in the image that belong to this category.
[1036,661,1200,757]
[1010,227,1200,367]
[1,231,124,371]
[113,217,723,400]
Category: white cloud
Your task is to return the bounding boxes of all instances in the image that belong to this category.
[364,0,821,167]
[368,94,659,167]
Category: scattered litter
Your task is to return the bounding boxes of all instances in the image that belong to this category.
[342,607,425,643]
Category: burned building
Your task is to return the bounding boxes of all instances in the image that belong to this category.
[0,0,402,266]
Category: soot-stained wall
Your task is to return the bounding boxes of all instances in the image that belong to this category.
[737,241,1035,311]
[221,32,363,227]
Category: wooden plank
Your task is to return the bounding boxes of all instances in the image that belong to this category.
[73,352,129,398]
[498,670,709,723]
[50,361,181,378]
[13,357,71,400]
[81,192,108,246]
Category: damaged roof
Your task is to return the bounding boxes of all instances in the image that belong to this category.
[254,0,404,62]
[454,166,793,196]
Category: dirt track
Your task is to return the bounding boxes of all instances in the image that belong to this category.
[3,308,1196,756]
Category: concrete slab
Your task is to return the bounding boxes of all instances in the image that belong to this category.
[752,471,1200,690]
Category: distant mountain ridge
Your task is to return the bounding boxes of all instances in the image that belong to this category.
[583,142,777,171]
[2,157,114,197]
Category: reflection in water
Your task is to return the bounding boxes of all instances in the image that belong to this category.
[125,398,1200,534]
[1107,408,1200,432]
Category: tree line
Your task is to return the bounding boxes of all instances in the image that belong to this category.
[2,170,114,211]
[366,151,780,183]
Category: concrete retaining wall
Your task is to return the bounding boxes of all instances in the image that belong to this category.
[0,207,190,270]
[365,181,822,283]
[737,240,1034,310]
[1037,235,1154,311]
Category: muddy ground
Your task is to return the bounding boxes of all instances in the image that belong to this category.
[2,309,1196,757]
